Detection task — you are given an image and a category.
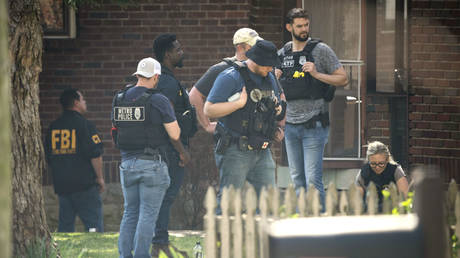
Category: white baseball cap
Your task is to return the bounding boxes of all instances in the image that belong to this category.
[233,28,263,46]
[132,57,161,78]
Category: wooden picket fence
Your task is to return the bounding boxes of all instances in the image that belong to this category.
[203,180,460,258]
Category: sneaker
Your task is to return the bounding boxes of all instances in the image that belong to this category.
[151,243,189,258]
[151,243,170,257]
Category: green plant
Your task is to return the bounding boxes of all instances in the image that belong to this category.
[452,234,458,258]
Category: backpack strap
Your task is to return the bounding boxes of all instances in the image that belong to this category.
[301,38,322,56]
[136,88,159,104]
[282,41,293,54]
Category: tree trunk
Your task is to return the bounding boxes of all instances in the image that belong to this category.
[8,0,50,256]
[0,0,12,257]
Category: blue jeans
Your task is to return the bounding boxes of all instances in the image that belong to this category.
[284,122,329,208]
[118,158,170,258]
[58,185,103,232]
[215,144,276,214]
[152,157,185,245]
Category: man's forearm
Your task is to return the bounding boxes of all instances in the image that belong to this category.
[204,101,242,119]
[189,88,212,129]
[312,67,348,87]
[91,156,103,180]
[170,138,187,156]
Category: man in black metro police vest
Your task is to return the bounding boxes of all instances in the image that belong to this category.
[112,57,190,257]
[204,39,286,213]
[45,89,105,232]
[276,8,348,209]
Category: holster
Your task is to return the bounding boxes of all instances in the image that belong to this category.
[214,123,232,155]
[302,112,330,129]
[139,147,163,163]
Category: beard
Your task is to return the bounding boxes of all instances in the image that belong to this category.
[292,31,309,42]
[175,57,184,68]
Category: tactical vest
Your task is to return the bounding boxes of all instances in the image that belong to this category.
[112,86,170,150]
[279,39,336,101]
[361,163,397,201]
[220,62,278,142]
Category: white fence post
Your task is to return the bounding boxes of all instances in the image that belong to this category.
[284,184,296,217]
[220,187,230,258]
[366,182,378,215]
[325,182,338,216]
[339,190,349,215]
[233,188,243,258]
[204,187,217,258]
[259,188,269,258]
[245,185,257,258]
[298,187,306,217]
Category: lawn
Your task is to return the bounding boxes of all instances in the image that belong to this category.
[52,231,204,258]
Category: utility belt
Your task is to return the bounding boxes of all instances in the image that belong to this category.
[138,147,169,165]
[288,112,330,129]
[214,124,270,154]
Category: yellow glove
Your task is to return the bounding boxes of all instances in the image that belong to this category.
[293,71,305,78]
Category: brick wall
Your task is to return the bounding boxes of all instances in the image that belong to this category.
[408,1,460,181]
[40,0,285,184]
[365,96,391,145]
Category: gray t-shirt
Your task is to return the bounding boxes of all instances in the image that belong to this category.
[279,40,342,124]
[194,57,236,97]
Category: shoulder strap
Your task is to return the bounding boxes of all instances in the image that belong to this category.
[232,63,257,92]
[302,38,322,56]
[137,88,159,104]
[282,41,293,54]
[114,84,135,103]
[222,58,245,70]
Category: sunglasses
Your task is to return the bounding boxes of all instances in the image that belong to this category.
[369,162,387,168]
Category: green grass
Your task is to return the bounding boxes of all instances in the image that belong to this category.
[52,232,204,258]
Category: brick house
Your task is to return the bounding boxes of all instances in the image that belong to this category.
[40,0,460,190]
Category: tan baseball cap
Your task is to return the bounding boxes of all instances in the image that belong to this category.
[233,28,263,46]
[133,57,161,78]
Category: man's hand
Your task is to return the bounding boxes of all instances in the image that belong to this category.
[96,177,105,193]
[275,68,283,80]
[274,127,284,142]
[205,121,217,134]
[236,86,248,109]
[179,150,191,167]
[302,61,318,77]
[273,97,283,116]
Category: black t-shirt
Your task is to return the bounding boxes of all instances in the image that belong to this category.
[157,66,188,112]
[194,57,236,97]
[119,86,176,161]
[45,110,103,194]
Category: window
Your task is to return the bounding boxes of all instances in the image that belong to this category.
[39,0,76,39]
[303,0,363,159]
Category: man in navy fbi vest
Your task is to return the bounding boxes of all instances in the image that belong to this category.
[45,88,105,232]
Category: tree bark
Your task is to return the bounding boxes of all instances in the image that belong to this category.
[0,0,12,257]
[8,0,50,256]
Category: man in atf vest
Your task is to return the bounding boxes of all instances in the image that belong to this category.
[45,88,105,232]
[276,8,348,209]
[151,33,197,254]
[204,39,286,213]
[112,57,190,257]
